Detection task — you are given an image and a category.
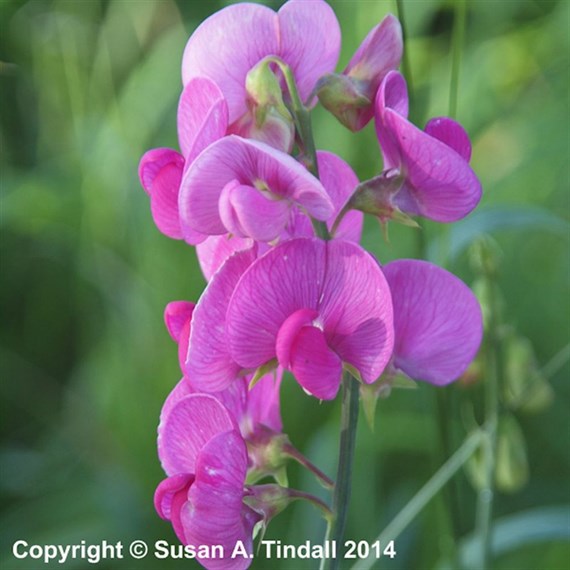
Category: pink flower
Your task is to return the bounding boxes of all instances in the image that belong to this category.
[317,14,403,131]
[138,77,228,242]
[373,70,482,223]
[226,238,394,400]
[383,259,483,385]
[193,150,362,281]
[179,136,334,243]
[182,0,340,125]
[155,394,259,570]
[164,299,282,437]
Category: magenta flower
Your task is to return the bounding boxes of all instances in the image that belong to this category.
[317,14,403,131]
[138,77,228,242]
[182,0,340,125]
[164,298,282,437]
[155,394,259,570]
[383,259,483,385]
[179,136,334,243]
[225,238,394,400]
[193,150,362,282]
[373,70,482,223]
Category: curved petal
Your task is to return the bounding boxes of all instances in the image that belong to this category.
[182,430,257,570]
[158,394,236,477]
[290,325,343,400]
[276,309,319,369]
[278,0,341,104]
[219,180,292,242]
[187,247,257,392]
[227,238,326,369]
[178,77,229,162]
[319,239,394,383]
[155,473,194,520]
[158,379,194,438]
[179,136,333,238]
[182,3,278,123]
[139,148,183,195]
[150,162,184,239]
[196,235,256,282]
[383,259,483,385]
[317,151,363,242]
[164,301,195,342]
[424,117,472,161]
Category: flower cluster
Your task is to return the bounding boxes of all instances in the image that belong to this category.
[139,2,483,568]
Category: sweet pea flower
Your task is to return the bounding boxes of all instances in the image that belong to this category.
[317,14,403,131]
[194,150,362,281]
[164,298,282,437]
[225,237,394,400]
[179,136,334,243]
[383,259,483,385]
[182,0,340,145]
[138,77,228,242]
[366,70,482,223]
[154,394,260,570]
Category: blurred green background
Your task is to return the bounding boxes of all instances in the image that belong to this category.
[1,0,569,568]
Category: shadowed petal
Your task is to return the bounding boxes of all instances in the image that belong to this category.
[196,235,256,282]
[178,77,229,162]
[187,248,257,392]
[383,259,483,385]
[154,473,195,543]
[246,369,283,434]
[158,394,236,477]
[150,162,184,239]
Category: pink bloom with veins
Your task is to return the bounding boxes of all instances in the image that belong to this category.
[226,238,394,400]
[383,259,483,385]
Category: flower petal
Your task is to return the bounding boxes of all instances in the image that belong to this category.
[177,77,229,163]
[383,259,483,385]
[196,235,256,282]
[139,148,183,195]
[179,136,333,238]
[164,301,195,342]
[289,325,343,400]
[276,308,320,369]
[424,117,472,161]
[278,0,341,104]
[317,151,363,242]
[219,180,292,242]
[246,368,283,434]
[182,430,257,570]
[187,247,257,392]
[158,394,236,477]
[150,162,184,239]
[182,3,278,123]
[319,239,394,383]
[227,238,326,369]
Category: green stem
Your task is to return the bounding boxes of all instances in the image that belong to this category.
[282,443,334,490]
[268,56,330,240]
[449,0,468,120]
[322,373,360,570]
[352,429,484,570]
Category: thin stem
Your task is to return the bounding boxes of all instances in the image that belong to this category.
[449,0,468,119]
[352,429,484,570]
[282,443,334,490]
[476,271,501,570]
[287,488,335,522]
[322,373,360,570]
